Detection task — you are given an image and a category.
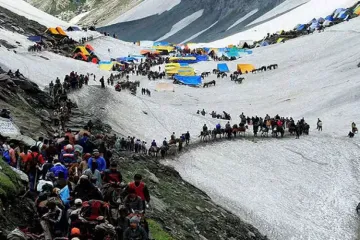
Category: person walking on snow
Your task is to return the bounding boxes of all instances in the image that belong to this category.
[317,118,322,131]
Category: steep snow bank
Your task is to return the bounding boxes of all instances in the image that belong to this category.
[107,0,181,24]
[0,0,69,27]
[157,9,204,41]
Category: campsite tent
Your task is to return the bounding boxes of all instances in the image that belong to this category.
[166,66,195,76]
[169,57,197,64]
[67,26,81,31]
[354,4,360,15]
[325,15,334,21]
[28,36,42,42]
[323,20,333,27]
[46,28,60,35]
[338,10,349,19]
[310,20,320,30]
[155,83,174,92]
[277,38,286,43]
[237,64,255,74]
[117,57,137,62]
[260,41,269,47]
[333,8,345,18]
[317,17,325,23]
[74,46,90,56]
[296,24,306,31]
[73,53,88,61]
[85,44,95,52]
[55,27,67,36]
[174,75,201,86]
[154,46,175,52]
[154,41,170,46]
[217,63,230,72]
[99,61,123,71]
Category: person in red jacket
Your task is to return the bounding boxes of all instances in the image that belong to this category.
[124,174,150,211]
[103,162,122,184]
[25,146,45,191]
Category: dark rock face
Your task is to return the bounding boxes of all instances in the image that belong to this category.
[98,0,307,42]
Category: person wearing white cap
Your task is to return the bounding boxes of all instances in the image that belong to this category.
[87,149,106,172]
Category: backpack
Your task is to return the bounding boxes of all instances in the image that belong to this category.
[2,150,10,164]
[80,200,109,221]
[26,153,40,173]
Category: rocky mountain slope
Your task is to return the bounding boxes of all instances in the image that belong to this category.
[25,0,141,25]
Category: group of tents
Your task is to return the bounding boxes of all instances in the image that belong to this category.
[217,63,255,74]
[73,44,100,64]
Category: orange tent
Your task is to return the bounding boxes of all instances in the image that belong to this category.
[55,27,67,36]
[73,52,88,61]
[85,44,95,52]
[46,28,59,35]
[140,49,160,55]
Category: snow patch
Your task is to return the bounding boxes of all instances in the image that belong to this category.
[248,0,310,26]
[227,9,259,31]
[107,0,181,25]
[181,21,218,44]
[170,137,360,240]
[157,9,204,41]
[69,11,91,25]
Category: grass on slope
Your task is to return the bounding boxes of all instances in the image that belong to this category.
[147,218,174,240]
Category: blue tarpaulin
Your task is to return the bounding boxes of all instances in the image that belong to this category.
[338,10,348,19]
[28,36,42,42]
[179,63,189,66]
[174,75,201,86]
[154,41,170,46]
[117,57,138,62]
[325,15,334,21]
[60,185,70,206]
[195,55,208,61]
[217,63,230,72]
[261,41,269,47]
[296,24,306,31]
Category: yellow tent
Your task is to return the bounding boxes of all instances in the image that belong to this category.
[56,27,67,36]
[237,64,255,74]
[154,46,175,52]
[99,63,114,71]
[155,82,174,92]
[169,57,196,62]
[177,70,195,76]
[165,63,181,68]
[73,46,90,56]
[354,5,360,15]
[277,38,286,43]
[166,66,195,76]
[46,28,60,35]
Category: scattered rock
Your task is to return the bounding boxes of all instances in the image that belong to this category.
[248,231,256,238]
[196,206,205,213]
[144,169,159,184]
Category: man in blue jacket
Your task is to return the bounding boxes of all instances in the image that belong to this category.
[49,158,68,180]
[87,149,106,172]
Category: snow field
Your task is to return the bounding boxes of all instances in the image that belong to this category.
[107,0,181,25]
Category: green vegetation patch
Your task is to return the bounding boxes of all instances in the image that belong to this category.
[147,218,174,240]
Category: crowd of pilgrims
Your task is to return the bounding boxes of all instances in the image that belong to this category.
[3,128,152,240]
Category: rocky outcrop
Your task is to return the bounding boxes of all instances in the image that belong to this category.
[115,152,268,240]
